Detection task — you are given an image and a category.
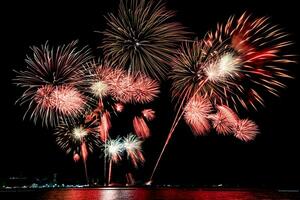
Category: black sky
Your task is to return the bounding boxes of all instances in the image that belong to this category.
[1,0,300,187]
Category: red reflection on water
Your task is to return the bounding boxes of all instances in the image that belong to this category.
[40,188,299,200]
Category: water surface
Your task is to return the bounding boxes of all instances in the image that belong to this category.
[1,188,299,200]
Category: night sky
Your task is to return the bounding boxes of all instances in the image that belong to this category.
[2,0,300,187]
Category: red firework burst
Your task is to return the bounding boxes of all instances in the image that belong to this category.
[52,85,87,117]
[209,105,239,135]
[184,95,213,135]
[33,85,87,126]
[85,62,159,104]
[234,119,259,142]
[204,12,295,110]
[131,74,160,104]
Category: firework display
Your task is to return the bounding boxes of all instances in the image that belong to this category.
[13,0,295,186]
[149,12,295,182]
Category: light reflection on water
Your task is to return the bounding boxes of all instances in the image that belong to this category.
[2,188,300,200]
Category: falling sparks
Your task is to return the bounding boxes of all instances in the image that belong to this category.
[73,153,80,162]
[133,116,150,138]
[99,111,111,142]
[114,103,124,112]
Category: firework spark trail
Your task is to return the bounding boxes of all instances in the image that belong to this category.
[99,111,111,142]
[102,0,188,80]
[81,142,89,183]
[149,79,208,182]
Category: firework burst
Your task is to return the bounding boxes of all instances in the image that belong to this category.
[54,120,101,156]
[52,85,87,118]
[150,13,295,179]
[204,12,295,110]
[14,41,92,127]
[234,119,259,142]
[170,40,240,109]
[184,95,213,135]
[130,74,160,104]
[102,0,187,80]
[142,109,155,121]
[123,134,145,168]
[209,105,239,135]
[104,137,124,163]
